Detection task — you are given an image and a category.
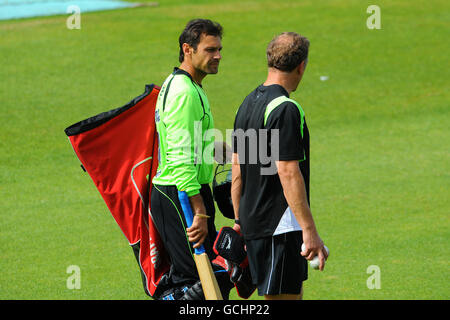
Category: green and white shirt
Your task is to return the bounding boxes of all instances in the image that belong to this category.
[153,68,215,197]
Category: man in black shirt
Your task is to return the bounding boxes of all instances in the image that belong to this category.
[231,32,328,300]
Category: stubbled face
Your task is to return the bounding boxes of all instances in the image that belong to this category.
[190,34,222,75]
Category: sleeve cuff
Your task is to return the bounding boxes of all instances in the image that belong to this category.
[186,188,200,197]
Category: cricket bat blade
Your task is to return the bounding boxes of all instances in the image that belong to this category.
[178,190,223,300]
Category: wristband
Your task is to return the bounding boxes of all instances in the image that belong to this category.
[195,214,210,219]
[234,219,241,225]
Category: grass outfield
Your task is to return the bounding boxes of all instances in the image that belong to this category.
[1,0,449,300]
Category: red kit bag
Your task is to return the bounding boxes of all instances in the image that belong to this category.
[65,84,170,297]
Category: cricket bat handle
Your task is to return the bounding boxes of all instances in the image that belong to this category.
[178,191,223,300]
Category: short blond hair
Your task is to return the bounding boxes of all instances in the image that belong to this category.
[266,32,309,72]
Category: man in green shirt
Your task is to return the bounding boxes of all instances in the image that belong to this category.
[151,19,230,300]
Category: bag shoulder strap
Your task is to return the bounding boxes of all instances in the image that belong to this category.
[162,70,205,115]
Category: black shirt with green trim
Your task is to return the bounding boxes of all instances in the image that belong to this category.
[232,84,310,240]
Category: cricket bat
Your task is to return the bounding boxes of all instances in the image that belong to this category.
[178,191,223,300]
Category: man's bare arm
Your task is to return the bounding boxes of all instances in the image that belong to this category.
[186,193,208,248]
[276,160,328,270]
[231,152,242,233]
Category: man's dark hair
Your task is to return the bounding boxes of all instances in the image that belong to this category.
[266,32,309,72]
[179,19,223,62]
